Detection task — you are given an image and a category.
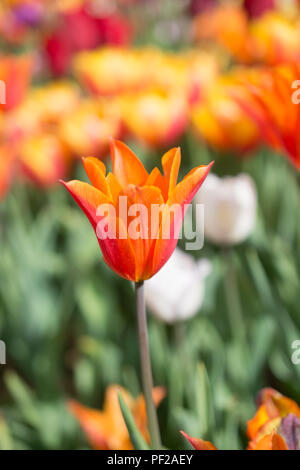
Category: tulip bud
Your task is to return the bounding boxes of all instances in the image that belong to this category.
[145,248,211,323]
[195,173,257,246]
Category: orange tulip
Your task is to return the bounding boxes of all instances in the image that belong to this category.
[193,5,253,64]
[61,139,213,281]
[69,385,165,450]
[247,387,300,449]
[119,88,188,148]
[192,74,260,153]
[182,388,300,450]
[250,12,300,65]
[5,81,81,146]
[235,63,300,169]
[19,134,67,187]
[59,98,121,158]
[0,55,32,111]
[73,47,147,97]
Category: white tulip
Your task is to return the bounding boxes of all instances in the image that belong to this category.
[145,248,211,324]
[195,173,257,246]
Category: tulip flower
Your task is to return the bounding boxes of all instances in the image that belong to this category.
[5,81,80,143]
[19,134,67,187]
[234,63,300,169]
[145,248,211,324]
[61,139,213,281]
[69,385,165,450]
[73,48,146,96]
[193,4,253,64]
[192,75,260,153]
[250,12,300,65]
[28,81,81,125]
[119,88,188,148]
[247,387,300,449]
[0,54,32,111]
[62,139,213,448]
[195,173,257,246]
[181,388,300,450]
[142,49,219,102]
[59,99,121,158]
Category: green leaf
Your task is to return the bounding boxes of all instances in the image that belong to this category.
[118,391,150,450]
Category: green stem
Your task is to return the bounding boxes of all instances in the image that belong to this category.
[135,281,161,449]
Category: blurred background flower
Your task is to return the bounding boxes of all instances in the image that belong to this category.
[195,173,257,246]
[69,385,165,450]
[145,248,212,324]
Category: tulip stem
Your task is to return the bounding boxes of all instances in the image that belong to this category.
[135,281,161,449]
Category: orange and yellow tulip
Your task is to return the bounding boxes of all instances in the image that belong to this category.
[119,88,188,148]
[247,387,300,449]
[193,6,300,66]
[181,388,300,450]
[59,98,121,158]
[61,139,213,281]
[69,385,165,450]
[192,74,260,153]
[0,54,32,111]
[19,134,67,187]
[73,47,146,97]
[250,12,300,65]
[193,5,253,64]
[235,63,300,169]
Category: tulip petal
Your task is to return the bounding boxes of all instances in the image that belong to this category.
[106,172,123,204]
[180,431,217,450]
[82,157,111,198]
[110,139,148,187]
[247,404,270,440]
[150,162,213,276]
[61,180,136,280]
[252,432,288,450]
[68,400,111,450]
[99,217,137,281]
[168,161,214,208]
[161,147,181,199]
[61,179,111,229]
[145,167,164,189]
[117,184,164,280]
